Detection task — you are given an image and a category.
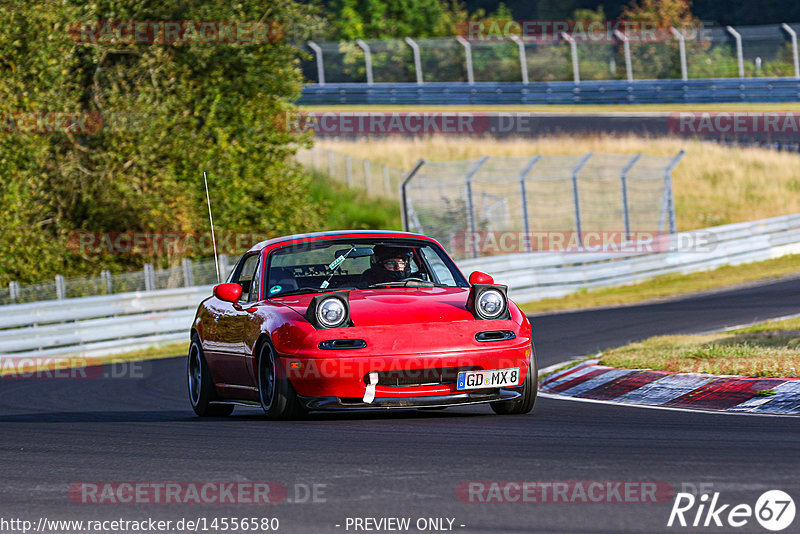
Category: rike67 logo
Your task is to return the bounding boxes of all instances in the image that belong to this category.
[668,490,795,531]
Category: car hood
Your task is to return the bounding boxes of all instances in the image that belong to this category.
[272,287,475,326]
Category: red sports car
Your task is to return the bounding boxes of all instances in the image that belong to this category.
[188,230,536,419]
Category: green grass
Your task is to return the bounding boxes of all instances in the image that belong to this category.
[301,103,800,113]
[310,170,402,231]
[0,341,188,377]
[519,254,800,314]
[599,317,800,378]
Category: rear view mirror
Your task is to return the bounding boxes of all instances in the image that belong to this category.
[335,247,374,259]
[214,283,243,303]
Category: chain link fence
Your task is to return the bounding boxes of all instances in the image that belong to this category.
[301,23,800,84]
[401,152,684,260]
[296,146,407,198]
[0,257,235,306]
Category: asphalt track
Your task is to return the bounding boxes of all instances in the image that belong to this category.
[1,277,799,533]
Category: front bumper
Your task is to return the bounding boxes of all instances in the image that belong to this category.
[283,344,531,401]
[299,388,521,410]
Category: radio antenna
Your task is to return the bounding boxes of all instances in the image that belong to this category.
[203,171,221,284]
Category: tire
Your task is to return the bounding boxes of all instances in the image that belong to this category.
[188,337,234,417]
[490,344,538,415]
[258,339,306,420]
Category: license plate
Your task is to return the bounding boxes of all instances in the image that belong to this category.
[457,368,520,390]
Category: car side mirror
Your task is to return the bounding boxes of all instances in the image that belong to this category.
[469,271,494,285]
[214,283,243,303]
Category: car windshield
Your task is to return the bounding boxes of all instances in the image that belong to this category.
[265,239,467,297]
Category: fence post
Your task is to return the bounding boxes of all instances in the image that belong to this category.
[400,159,426,231]
[510,35,528,84]
[404,37,424,84]
[219,254,230,280]
[669,28,688,81]
[143,264,154,291]
[519,155,542,252]
[345,155,353,187]
[464,156,490,258]
[660,150,685,235]
[9,281,18,303]
[55,275,66,300]
[383,164,390,196]
[456,36,475,84]
[100,270,113,294]
[781,23,800,79]
[613,30,633,82]
[570,154,593,249]
[307,41,325,86]
[355,39,374,85]
[363,159,371,194]
[182,259,194,287]
[620,154,642,242]
[726,26,744,78]
[561,32,580,83]
[328,149,334,177]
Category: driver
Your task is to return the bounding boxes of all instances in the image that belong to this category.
[360,244,414,286]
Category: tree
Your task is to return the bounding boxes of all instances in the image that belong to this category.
[325,0,468,40]
[0,1,324,285]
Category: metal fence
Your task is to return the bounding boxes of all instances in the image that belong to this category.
[459,211,800,302]
[0,257,234,306]
[401,152,684,259]
[301,23,800,85]
[296,146,406,198]
[4,212,799,360]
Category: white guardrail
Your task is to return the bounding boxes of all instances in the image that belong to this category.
[2,212,800,360]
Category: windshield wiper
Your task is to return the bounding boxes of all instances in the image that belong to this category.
[269,287,326,297]
[367,280,446,288]
[270,286,359,298]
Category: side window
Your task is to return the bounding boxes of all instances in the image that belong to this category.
[421,246,456,285]
[248,257,262,302]
[233,254,259,301]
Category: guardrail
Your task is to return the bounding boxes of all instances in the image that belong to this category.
[460,212,800,302]
[1,212,799,360]
[298,78,800,106]
[0,286,212,360]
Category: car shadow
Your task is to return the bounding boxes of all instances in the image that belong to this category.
[0,407,491,424]
[0,410,200,423]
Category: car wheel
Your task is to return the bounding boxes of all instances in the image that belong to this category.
[258,339,306,420]
[490,344,538,415]
[188,337,234,417]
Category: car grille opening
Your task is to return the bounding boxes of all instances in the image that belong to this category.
[373,366,482,387]
[475,330,516,342]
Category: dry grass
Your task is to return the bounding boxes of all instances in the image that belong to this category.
[600,318,800,378]
[318,135,800,231]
